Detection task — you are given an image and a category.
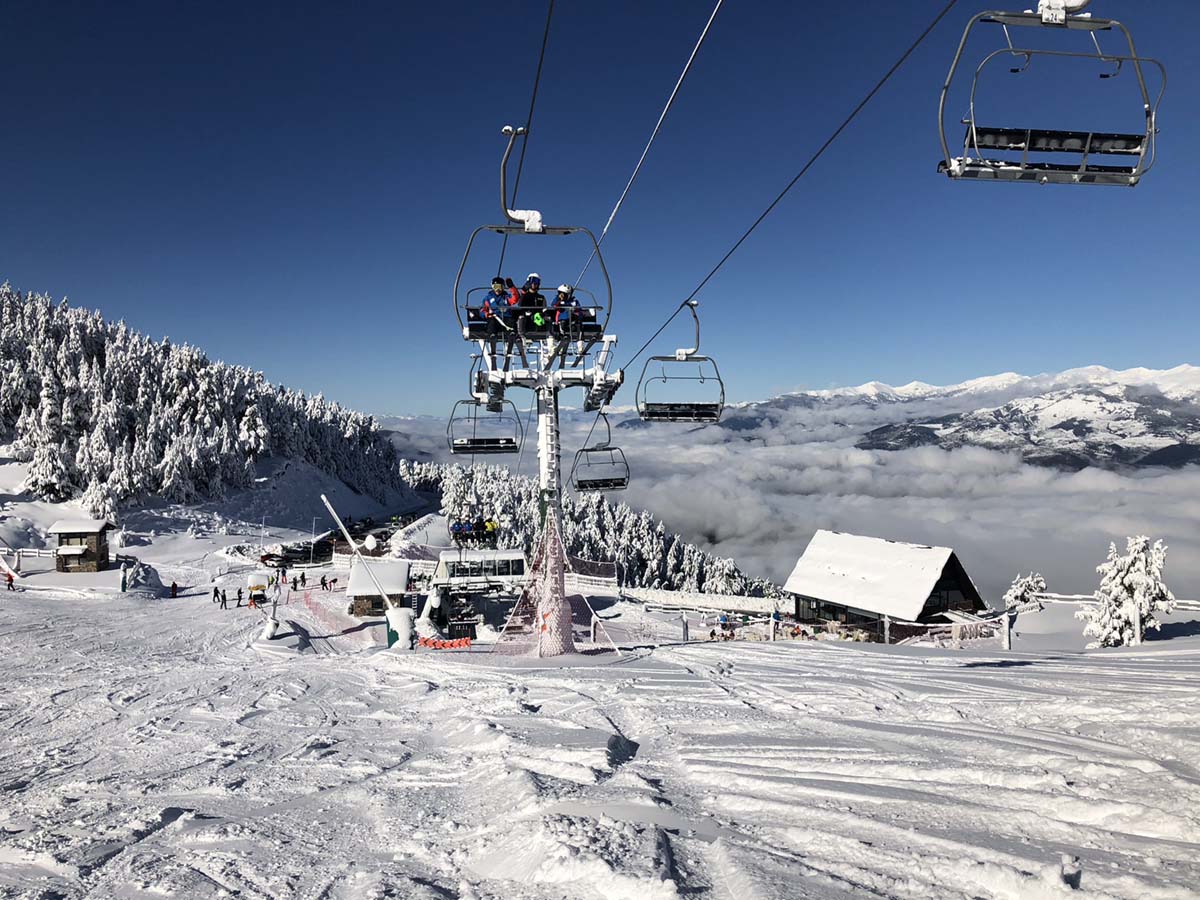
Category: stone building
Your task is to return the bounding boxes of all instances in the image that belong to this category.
[48,519,116,573]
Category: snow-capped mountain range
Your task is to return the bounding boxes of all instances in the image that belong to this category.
[713,365,1200,470]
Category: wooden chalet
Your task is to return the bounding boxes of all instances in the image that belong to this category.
[784,530,986,634]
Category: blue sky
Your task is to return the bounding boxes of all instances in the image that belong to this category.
[2,1,1196,416]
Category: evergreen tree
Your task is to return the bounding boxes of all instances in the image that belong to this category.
[1077,536,1175,648]
[1003,572,1046,611]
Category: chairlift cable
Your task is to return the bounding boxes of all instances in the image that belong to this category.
[575,0,725,286]
[498,0,556,273]
[682,0,960,303]
[620,0,960,374]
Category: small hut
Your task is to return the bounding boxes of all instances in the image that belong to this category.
[47,519,116,573]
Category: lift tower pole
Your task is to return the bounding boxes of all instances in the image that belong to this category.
[451,126,624,656]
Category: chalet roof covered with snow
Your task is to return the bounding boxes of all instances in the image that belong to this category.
[784,530,975,622]
[347,559,411,598]
[47,519,115,535]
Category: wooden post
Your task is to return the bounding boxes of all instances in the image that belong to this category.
[680,613,689,643]
[883,615,891,645]
[1002,609,1012,651]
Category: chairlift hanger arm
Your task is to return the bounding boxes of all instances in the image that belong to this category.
[675,300,701,360]
[499,125,528,226]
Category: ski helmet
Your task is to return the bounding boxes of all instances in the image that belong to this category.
[557,284,571,294]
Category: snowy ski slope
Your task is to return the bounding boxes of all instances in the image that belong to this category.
[1,586,1197,899]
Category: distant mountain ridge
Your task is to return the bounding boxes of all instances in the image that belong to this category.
[712,365,1200,471]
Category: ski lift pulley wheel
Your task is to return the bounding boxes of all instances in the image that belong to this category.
[936,7,1165,187]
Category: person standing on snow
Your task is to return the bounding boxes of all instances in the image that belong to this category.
[236,587,243,607]
[320,574,328,591]
[212,585,220,603]
[5,571,14,591]
[299,571,306,588]
[220,589,228,610]
[170,581,178,598]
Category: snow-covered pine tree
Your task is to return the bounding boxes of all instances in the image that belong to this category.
[0,283,405,514]
[1003,572,1046,611]
[417,461,779,598]
[1076,536,1176,648]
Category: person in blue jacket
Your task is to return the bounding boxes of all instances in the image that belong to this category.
[481,276,518,368]
[549,284,580,364]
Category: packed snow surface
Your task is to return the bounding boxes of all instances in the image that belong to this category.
[2,586,1198,898]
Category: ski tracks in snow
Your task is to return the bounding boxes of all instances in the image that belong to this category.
[1,593,1198,899]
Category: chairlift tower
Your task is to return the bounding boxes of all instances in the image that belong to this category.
[450,126,625,656]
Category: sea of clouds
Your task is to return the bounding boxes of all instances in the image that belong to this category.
[381,370,1200,604]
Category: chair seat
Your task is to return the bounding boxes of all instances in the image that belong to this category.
[450,438,519,454]
[575,478,628,491]
[940,158,1138,185]
[969,126,1145,156]
[640,402,722,423]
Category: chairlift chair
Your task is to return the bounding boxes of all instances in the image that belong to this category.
[569,413,630,493]
[937,2,1165,186]
[453,128,614,344]
[446,398,523,455]
[635,301,725,424]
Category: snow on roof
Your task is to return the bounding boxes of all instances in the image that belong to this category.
[55,545,88,556]
[47,519,115,534]
[783,530,957,622]
[347,559,411,597]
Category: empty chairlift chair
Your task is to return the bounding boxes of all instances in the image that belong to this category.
[937,2,1165,187]
[570,414,630,493]
[635,301,725,424]
[446,399,523,455]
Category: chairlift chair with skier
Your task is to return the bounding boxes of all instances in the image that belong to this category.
[937,0,1165,186]
[635,301,725,424]
[453,127,614,353]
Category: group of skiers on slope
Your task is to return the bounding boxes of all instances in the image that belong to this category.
[164,566,326,607]
[480,273,583,368]
[450,516,500,548]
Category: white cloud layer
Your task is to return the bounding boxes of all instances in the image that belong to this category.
[382,370,1200,604]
